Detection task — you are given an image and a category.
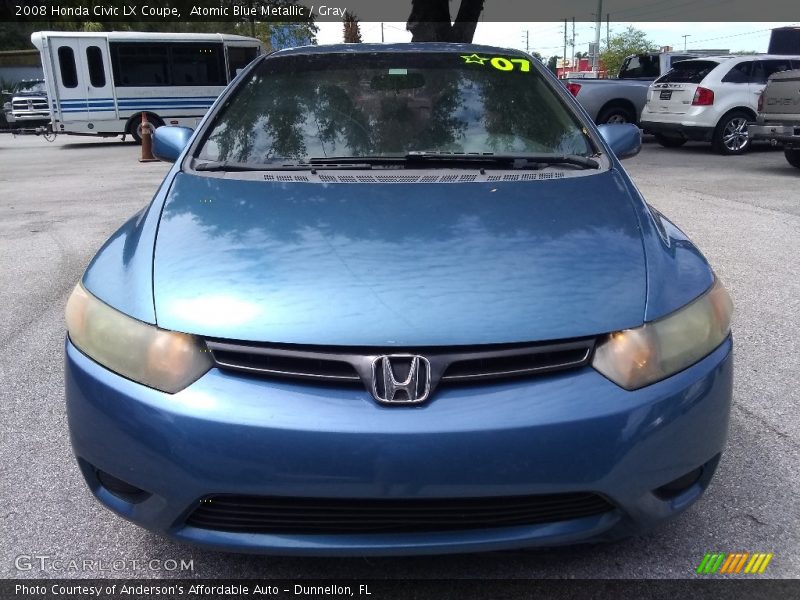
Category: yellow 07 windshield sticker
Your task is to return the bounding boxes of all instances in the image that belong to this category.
[460,53,531,72]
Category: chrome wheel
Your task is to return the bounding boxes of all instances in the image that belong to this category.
[605,114,628,124]
[721,117,749,152]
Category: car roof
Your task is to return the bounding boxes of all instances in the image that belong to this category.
[32,31,259,43]
[270,42,529,58]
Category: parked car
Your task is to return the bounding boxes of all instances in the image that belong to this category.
[640,55,800,154]
[64,43,733,555]
[748,69,800,169]
[566,50,726,125]
[4,79,50,130]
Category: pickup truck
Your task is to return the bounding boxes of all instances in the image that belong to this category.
[566,51,724,125]
[2,79,51,131]
[748,69,800,169]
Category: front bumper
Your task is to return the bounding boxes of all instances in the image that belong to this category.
[9,112,50,129]
[65,337,733,555]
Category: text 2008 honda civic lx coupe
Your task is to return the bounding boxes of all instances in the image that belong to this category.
[65,44,733,555]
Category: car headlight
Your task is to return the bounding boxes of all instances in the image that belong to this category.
[65,283,212,393]
[592,278,733,390]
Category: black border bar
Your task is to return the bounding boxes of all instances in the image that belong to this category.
[3,579,800,600]
[2,0,800,23]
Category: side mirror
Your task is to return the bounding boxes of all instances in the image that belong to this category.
[152,126,194,163]
[597,123,642,160]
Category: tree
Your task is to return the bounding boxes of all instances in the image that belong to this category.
[547,56,558,74]
[406,0,485,42]
[342,11,362,43]
[600,26,656,78]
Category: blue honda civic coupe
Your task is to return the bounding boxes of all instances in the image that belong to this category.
[65,43,733,555]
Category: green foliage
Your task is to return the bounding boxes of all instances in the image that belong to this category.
[342,11,362,43]
[600,26,657,78]
[1,77,17,94]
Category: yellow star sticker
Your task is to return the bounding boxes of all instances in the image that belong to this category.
[461,53,488,65]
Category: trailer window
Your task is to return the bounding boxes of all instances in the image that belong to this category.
[110,42,227,87]
[86,46,106,88]
[171,44,225,86]
[113,44,169,86]
[58,46,78,88]
[227,46,259,80]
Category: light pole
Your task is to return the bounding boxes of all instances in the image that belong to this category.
[682,34,691,51]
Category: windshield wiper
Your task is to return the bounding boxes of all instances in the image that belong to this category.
[192,159,311,172]
[404,151,600,170]
[200,153,601,172]
[308,156,403,168]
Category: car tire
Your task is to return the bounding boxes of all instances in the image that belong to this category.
[654,133,687,148]
[712,111,752,155]
[597,105,636,125]
[784,148,800,169]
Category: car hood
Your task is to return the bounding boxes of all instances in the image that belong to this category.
[153,171,647,346]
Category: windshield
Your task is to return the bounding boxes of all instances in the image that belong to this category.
[16,80,46,94]
[655,60,720,84]
[196,51,592,164]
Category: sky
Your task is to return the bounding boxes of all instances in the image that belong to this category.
[316,21,799,57]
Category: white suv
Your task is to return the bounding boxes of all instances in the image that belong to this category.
[640,55,800,154]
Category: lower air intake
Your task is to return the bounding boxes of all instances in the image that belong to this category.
[186,492,615,534]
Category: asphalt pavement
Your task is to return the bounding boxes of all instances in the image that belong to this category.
[0,133,797,582]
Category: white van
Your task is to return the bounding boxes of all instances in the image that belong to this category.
[31,31,263,141]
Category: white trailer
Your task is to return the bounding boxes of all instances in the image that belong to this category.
[31,31,263,141]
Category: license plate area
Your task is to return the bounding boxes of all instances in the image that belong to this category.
[659,90,673,100]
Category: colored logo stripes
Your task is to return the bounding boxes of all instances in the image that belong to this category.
[696,552,773,574]
[56,97,216,113]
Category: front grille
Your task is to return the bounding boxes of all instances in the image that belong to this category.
[186,493,615,534]
[210,346,360,382]
[441,345,592,382]
[206,338,594,396]
[12,98,48,110]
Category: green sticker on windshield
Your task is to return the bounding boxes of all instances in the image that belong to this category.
[460,54,531,72]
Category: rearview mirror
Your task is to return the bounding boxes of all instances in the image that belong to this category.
[597,123,642,160]
[152,126,194,163]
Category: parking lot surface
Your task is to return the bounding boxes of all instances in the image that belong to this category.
[1,133,798,580]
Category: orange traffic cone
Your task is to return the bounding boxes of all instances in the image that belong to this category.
[139,113,158,162]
